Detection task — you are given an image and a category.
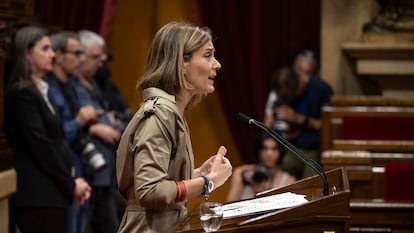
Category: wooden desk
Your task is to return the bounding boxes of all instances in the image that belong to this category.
[172,168,351,233]
[350,199,414,233]
[0,169,16,233]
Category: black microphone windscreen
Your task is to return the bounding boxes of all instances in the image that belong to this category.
[237,112,251,124]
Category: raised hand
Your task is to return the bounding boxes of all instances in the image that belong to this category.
[208,146,232,189]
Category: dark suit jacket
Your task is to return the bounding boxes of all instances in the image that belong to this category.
[5,85,75,208]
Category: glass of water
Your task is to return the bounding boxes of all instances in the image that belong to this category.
[199,202,223,232]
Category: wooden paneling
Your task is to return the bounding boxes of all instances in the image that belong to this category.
[322,150,414,199]
[350,199,414,233]
[330,95,414,106]
[0,1,33,232]
[0,0,34,171]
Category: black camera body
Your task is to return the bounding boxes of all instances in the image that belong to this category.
[114,110,132,132]
[71,132,107,172]
[114,110,131,123]
[241,166,271,186]
[252,166,271,184]
[272,99,292,133]
[272,99,301,139]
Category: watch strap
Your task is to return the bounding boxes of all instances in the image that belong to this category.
[201,175,209,200]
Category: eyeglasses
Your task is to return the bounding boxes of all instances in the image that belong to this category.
[63,50,85,57]
[87,53,104,60]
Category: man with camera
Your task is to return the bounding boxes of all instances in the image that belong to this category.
[46,31,103,233]
[93,49,132,133]
[69,30,123,233]
[264,67,333,180]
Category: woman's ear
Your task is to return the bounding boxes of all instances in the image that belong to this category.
[182,63,188,75]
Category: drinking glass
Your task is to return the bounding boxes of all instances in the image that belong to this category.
[199,202,223,232]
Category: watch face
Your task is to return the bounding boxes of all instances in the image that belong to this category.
[208,180,214,192]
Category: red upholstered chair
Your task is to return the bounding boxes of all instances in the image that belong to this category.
[341,116,414,141]
[383,162,414,201]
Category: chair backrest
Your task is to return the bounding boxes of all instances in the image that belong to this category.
[341,115,414,141]
[383,162,414,201]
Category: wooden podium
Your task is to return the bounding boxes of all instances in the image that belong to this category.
[172,167,350,233]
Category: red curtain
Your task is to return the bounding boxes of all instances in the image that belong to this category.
[34,0,105,33]
[193,0,320,163]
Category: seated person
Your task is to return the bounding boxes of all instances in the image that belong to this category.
[226,133,296,202]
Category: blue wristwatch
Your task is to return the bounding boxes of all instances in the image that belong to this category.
[201,175,214,200]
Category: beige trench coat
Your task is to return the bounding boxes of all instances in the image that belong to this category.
[116,88,194,233]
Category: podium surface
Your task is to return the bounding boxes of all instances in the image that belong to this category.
[172,167,350,233]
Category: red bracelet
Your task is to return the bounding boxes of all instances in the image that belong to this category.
[175,181,180,202]
[175,181,187,202]
[180,181,186,201]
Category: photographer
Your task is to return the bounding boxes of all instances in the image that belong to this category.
[45,31,99,233]
[70,30,123,233]
[264,66,333,180]
[93,49,132,134]
[240,165,272,196]
[271,99,302,140]
[226,134,296,202]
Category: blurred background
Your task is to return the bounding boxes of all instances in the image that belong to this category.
[3,0,414,212]
[32,0,325,207]
[30,0,376,208]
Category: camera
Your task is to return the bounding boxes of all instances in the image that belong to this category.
[114,110,132,132]
[272,100,291,134]
[272,99,303,140]
[252,166,271,184]
[242,166,271,186]
[114,110,132,123]
[72,132,107,172]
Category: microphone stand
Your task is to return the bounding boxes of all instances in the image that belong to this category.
[237,112,329,196]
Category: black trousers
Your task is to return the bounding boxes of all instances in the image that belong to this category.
[13,207,67,233]
[89,186,124,233]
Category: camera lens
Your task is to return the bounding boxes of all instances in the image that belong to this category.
[273,120,290,132]
[252,166,270,184]
[82,142,107,172]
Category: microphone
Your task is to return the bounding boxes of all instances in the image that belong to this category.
[237,112,329,196]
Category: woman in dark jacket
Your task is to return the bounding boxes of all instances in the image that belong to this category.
[5,25,91,233]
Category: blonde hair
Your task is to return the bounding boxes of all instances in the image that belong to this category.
[137,21,213,109]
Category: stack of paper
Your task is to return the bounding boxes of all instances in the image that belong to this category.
[221,192,308,219]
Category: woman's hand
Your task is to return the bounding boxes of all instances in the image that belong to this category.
[89,123,121,145]
[207,146,233,189]
[74,177,92,205]
[195,155,216,177]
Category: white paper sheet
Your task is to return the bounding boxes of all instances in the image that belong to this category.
[221,192,308,219]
